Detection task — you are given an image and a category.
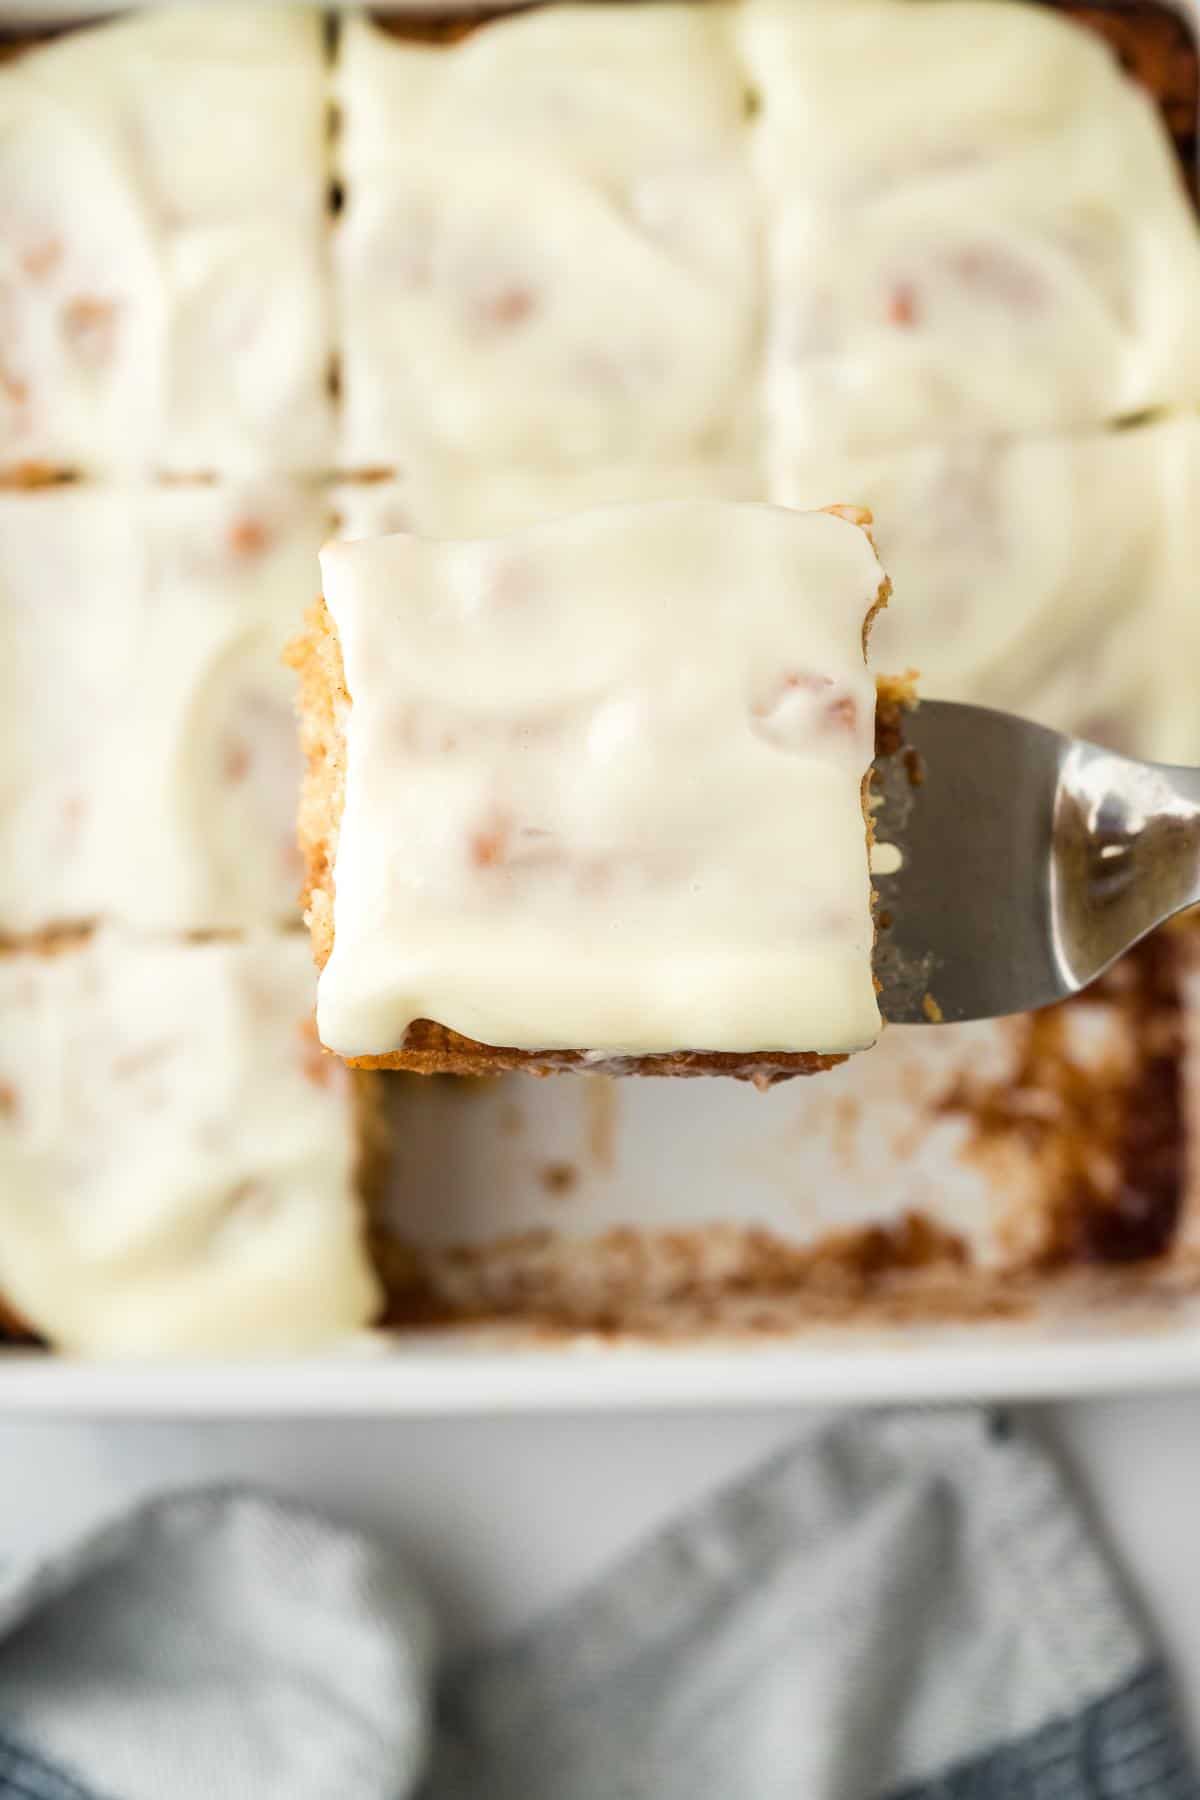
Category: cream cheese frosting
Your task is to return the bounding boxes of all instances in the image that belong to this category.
[0,481,326,934]
[330,458,761,540]
[334,7,759,471]
[775,419,1200,764]
[742,0,1200,454]
[0,7,331,475]
[0,931,379,1356]
[316,500,884,1059]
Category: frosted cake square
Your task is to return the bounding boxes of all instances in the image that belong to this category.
[775,418,1200,765]
[0,6,332,477]
[334,7,757,471]
[294,500,889,1080]
[741,0,1200,456]
[0,481,326,935]
[0,931,380,1356]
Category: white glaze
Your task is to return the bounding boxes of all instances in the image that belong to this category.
[330,458,760,540]
[335,6,758,470]
[0,481,326,933]
[0,932,379,1355]
[0,7,331,474]
[743,0,1200,452]
[775,419,1200,764]
[317,500,883,1057]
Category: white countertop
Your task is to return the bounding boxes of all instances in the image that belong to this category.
[0,1395,1197,1755]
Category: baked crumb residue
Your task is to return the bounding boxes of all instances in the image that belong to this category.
[376,1230,1200,1342]
[374,1211,991,1336]
[940,927,1189,1265]
[873,671,918,760]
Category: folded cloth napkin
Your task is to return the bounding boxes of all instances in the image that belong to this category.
[0,1408,1194,1800]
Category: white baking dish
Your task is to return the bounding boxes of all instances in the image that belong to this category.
[7,1006,1200,1411]
[3,0,1200,1411]
[6,1307,1200,1415]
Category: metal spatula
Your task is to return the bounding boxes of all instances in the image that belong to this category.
[871,700,1200,1025]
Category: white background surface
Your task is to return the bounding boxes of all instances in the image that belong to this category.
[1,1395,1198,1754]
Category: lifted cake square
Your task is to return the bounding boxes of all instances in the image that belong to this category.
[294,500,889,1079]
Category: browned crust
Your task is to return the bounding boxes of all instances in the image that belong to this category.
[0,25,91,63]
[373,1209,1200,1339]
[374,1211,988,1333]
[944,923,1191,1266]
[363,10,503,46]
[0,924,94,959]
[287,597,343,970]
[0,466,77,491]
[1051,0,1198,200]
[288,510,894,1083]
[349,1041,845,1082]
[0,1292,37,1345]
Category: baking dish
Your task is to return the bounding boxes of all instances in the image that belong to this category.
[2,0,1200,1410]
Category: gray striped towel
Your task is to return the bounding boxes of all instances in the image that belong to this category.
[0,1408,1192,1800]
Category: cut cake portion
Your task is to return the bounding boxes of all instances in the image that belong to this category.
[775,419,1200,766]
[0,931,381,1356]
[293,499,890,1080]
[334,7,757,472]
[0,481,326,936]
[0,6,332,477]
[743,0,1200,457]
